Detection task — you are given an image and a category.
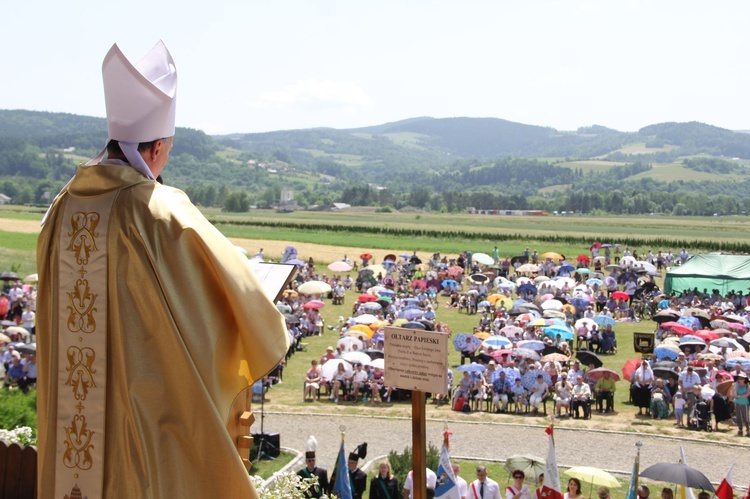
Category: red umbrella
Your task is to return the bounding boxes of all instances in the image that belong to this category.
[576,254,590,263]
[303,300,325,309]
[693,329,719,342]
[590,242,602,250]
[612,291,629,301]
[586,367,621,383]
[661,322,694,336]
[358,294,376,303]
[411,279,427,289]
[360,253,373,260]
[622,358,643,382]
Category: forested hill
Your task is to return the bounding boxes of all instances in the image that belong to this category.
[3,109,750,216]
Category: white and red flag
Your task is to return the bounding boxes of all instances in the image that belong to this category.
[540,426,563,499]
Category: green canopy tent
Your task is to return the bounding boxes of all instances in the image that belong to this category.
[664,254,750,295]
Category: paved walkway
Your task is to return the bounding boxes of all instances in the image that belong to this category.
[253,411,750,487]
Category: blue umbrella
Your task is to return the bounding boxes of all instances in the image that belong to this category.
[576,268,591,275]
[678,316,701,328]
[500,367,521,385]
[571,296,590,311]
[514,298,529,308]
[594,315,616,327]
[378,289,396,297]
[559,264,575,273]
[281,245,298,262]
[286,258,306,266]
[452,334,482,352]
[543,326,574,341]
[456,363,486,373]
[360,302,382,312]
[371,332,385,343]
[402,297,421,304]
[442,279,459,290]
[517,283,538,296]
[521,370,551,390]
[654,346,679,361]
[402,304,422,311]
[484,336,512,348]
[478,300,491,308]
[586,278,603,287]
[400,308,425,320]
[680,335,703,344]
[725,357,750,369]
[402,321,427,330]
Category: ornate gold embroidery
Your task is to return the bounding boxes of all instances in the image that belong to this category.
[66,278,98,334]
[65,346,97,402]
[66,212,100,265]
[64,483,87,499]
[63,414,95,470]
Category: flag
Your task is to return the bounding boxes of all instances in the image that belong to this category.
[715,465,734,499]
[435,431,459,499]
[678,447,696,499]
[625,446,640,499]
[541,426,563,499]
[332,438,352,499]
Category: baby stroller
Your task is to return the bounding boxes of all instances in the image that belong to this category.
[690,400,712,432]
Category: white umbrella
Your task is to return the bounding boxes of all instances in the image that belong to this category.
[371,358,385,370]
[344,330,370,341]
[516,264,540,273]
[541,299,564,311]
[298,281,332,295]
[368,285,388,296]
[354,314,379,325]
[472,253,494,265]
[321,359,353,380]
[337,337,364,352]
[574,318,596,330]
[516,277,532,285]
[0,333,10,343]
[328,261,352,272]
[341,351,372,366]
[24,273,38,283]
[553,277,576,289]
[5,326,30,339]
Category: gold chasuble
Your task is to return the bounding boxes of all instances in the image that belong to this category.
[37,164,289,498]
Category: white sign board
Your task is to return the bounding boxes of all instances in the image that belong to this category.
[384,326,449,394]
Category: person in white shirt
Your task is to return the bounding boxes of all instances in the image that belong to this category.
[505,470,531,499]
[471,465,501,499]
[453,463,468,499]
[403,468,438,499]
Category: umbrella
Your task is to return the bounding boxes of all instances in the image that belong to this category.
[654,346,679,361]
[564,466,620,498]
[590,242,602,250]
[504,455,546,484]
[473,253,494,265]
[639,463,714,492]
[516,264,540,274]
[541,299,563,311]
[453,334,482,352]
[297,281,332,295]
[0,332,10,343]
[543,326,574,341]
[530,318,555,327]
[575,351,603,368]
[360,253,373,260]
[1,320,16,328]
[576,254,591,263]
[661,322,694,336]
[282,289,299,299]
[585,367,620,382]
[621,358,643,382]
[710,338,745,351]
[399,308,425,320]
[513,348,541,361]
[469,273,489,283]
[5,326,30,339]
[441,279,459,290]
[283,313,300,324]
[341,350,372,366]
[678,316,701,329]
[337,337,364,352]
[302,300,326,310]
[349,324,374,337]
[653,367,679,381]
[541,353,569,363]
[725,357,750,370]
[516,340,545,351]
[328,261,353,272]
[586,278,603,287]
[321,359,353,380]
[354,314,379,325]
[364,349,385,361]
[474,331,491,340]
[611,291,629,301]
[276,303,292,314]
[286,258,306,267]
[358,293,377,302]
[23,273,38,283]
[447,266,464,277]
[576,268,591,275]
[456,363,486,373]
[716,379,734,397]
[541,252,564,260]
[593,316,616,327]
[0,271,20,281]
[558,264,575,273]
[517,283,538,296]
[483,336,512,349]
[652,310,679,324]
[500,326,525,337]
[521,370,551,390]
[477,300,491,308]
[370,358,385,370]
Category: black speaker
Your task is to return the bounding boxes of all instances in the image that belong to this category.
[252,432,280,458]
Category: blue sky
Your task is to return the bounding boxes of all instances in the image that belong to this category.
[2,0,748,135]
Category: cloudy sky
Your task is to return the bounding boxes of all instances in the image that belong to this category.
[3,0,748,135]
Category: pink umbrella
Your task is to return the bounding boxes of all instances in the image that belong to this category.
[303,300,325,309]
[726,322,748,332]
[540,293,555,301]
[328,261,353,272]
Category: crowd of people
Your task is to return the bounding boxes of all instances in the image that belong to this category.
[0,281,36,392]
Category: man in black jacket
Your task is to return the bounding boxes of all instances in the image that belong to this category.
[297,449,329,498]
[348,449,367,499]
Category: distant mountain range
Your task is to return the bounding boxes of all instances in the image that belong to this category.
[3,109,750,215]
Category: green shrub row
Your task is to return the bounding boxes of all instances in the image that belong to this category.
[211,219,750,254]
[386,444,440,488]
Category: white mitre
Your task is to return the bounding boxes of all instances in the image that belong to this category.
[92,40,177,179]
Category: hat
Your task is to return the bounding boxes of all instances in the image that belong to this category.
[103,41,177,144]
[488,361,497,366]
[349,442,367,462]
[305,435,317,459]
[598,486,610,499]
[96,41,177,180]
[737,372,748,379]
[327,346,334,351]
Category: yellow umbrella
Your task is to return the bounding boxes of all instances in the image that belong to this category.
[541,252,564,260]
[350,324,374,338]
[393,318,408,327]
[474,331,491,340]
[562,303,576,315]
[564,466,620,498]
[486,293,506,304]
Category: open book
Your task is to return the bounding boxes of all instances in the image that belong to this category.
[248,261,297,302]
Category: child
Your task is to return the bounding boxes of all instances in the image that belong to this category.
[511,378,527,414]
[674,391,686,428]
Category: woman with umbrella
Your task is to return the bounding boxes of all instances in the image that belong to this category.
[729,372,750,436]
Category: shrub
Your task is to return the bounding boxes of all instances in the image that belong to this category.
[387,444,440,488]
[0,389,37,442]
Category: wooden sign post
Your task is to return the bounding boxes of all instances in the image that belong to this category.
[384,327,449,499]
